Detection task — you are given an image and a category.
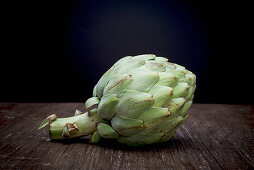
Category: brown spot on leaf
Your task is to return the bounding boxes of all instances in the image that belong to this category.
[65,123,79,133]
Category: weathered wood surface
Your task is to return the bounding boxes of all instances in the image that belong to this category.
[0,103,253,170]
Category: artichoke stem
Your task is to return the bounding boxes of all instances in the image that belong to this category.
[40,112,99,140]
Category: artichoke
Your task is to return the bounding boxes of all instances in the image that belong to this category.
[39,54,196,146]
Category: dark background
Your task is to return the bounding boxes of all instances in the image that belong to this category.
[1,0,252,104]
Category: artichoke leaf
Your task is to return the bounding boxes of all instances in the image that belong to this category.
[190,94,194,101]
[127,132,164,144]
[139,61,166,72]
[139,107,170,124]
[185,85,196,101]
[116,90,154,119]
[154,56,169,62]
[112,56,132,67]
[183,73,196,86]
[113,58,145,76]
[98,94,119,120]
[90,131,101,143]
[116,137,143,146]
[134,54,156,60]
[175,64,186,72]
[93,84,97,97]
[85,97,100,112]
[170,69,186,82]
[164,62,176,70]
[159,132,176,143]
[111,115,144,136]
[142,116,183,137]
[168,98,186,116]
[103,74,133,97]
[97,123,119,139]
[89,108,108,123]
[127,69,160,92]
[156,72,178,87]
[161,115,188,139]
[148,85,173,107]
[96,67,114,98]
[172,83,190,98]
[178,101,192,117]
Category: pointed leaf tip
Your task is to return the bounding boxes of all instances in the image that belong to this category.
[38,114,56,130]
[75,110,83,116]
[38,118,48,130]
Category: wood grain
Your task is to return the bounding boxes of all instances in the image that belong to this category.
[0,103,253,169]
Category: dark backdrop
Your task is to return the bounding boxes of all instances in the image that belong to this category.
[1,0,252,104]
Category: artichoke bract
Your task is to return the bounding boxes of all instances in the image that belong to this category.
[39,54,196,146]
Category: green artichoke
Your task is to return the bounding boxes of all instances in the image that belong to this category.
[39,54,196,146]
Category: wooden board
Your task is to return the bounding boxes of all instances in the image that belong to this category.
[0,103,253,169]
